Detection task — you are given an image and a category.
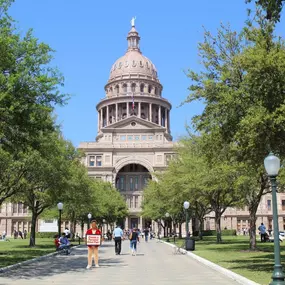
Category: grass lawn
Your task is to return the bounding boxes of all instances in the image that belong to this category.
[167,235,285,285]
[0,238,56,268]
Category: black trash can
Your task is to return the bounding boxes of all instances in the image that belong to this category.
[185,238,195,251]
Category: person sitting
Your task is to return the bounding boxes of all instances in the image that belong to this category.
[58,233,70,250]
[54,234,60,250]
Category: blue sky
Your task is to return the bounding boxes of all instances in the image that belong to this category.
[9,1,284,147]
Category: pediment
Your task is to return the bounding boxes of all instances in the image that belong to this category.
[104,116,165,131]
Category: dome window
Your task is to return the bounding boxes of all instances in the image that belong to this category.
[125,61,129,67]
[148,85,152,94]
[140,84,144,93]
[119,62,122,69]
[154,87,158,95]
[131,83,136,93]
[140,61,143,67]
[115,85,119,94]
[123,84,127,93]
[131,122,136,127]
[132,60,136,67]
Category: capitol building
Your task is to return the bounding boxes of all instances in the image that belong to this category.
[78,20,175,230]
[1,21,285,236]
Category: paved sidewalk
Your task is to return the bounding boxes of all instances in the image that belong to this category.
[0,240,242,285]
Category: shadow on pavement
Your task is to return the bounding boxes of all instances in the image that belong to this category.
[0,244,126,280]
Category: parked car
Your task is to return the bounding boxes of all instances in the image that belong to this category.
[279,231,285,237]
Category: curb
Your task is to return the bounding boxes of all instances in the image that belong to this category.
[160,240,260,285]
[0,244,82,274]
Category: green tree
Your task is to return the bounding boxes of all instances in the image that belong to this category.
[184,13,285,248]
[13,132,77,246]
[246,0,285,23]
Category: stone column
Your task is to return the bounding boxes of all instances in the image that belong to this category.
[125,217,129,229]
[106,105,109,126]
[168,110,170,132]
[127,102,129,118]
[97,111,100,132]
[165,108,168,132]
[116,103,118,122]
[100,108,103,128]
[158,105,161,126]
[138,102,141,118]
[149,103,152,122]
[140,216,143,229]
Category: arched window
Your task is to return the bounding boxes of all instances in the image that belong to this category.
[123,84,127,93]
[115,85,119,94]
[131,83,136,93]
[154,87,158,95]
[148,85,152,94]
[140,84,144,93]
[110,87,113,94]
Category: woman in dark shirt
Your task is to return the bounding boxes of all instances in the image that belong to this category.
[129,228,139,256]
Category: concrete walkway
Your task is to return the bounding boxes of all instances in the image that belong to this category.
[0,240,242,285]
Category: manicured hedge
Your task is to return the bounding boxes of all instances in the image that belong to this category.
[193,229,236,236]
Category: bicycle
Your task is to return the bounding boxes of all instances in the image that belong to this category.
[173,243,187,255]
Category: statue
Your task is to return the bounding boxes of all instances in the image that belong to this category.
[131,16,136,27]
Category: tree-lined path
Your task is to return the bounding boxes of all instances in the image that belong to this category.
[0,241,241,285]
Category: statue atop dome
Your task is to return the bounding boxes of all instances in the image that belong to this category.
[131,16,136,27]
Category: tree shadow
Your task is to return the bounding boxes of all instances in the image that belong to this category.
[0,245,126,280]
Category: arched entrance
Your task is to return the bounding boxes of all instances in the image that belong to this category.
[115,163,151,230]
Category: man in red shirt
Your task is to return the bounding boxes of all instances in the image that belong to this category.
[85,220,102,269]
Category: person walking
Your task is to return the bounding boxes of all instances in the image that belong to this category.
[258,223,266,242]
[129,228,139,256]
[144,228,149,242]
[113,225,123,255]
[85,220,102,269]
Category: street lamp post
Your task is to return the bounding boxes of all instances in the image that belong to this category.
[165,212,170,239]
[57,202,63,237]
[264,152,285,285]
[87,213,92,229]
[183,201,190,237]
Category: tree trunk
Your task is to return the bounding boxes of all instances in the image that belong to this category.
[29,210,37,247]
[215,213,222,243]
[198,218,204,240]
[178,223,182,238]
[81,220,84,238]
[249,202,259,250]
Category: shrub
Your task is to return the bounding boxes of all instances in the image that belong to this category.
[193,229,236,236]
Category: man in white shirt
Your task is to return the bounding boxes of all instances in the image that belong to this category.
[113,225,123,255]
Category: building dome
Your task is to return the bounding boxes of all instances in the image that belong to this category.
[109,50,158,82]
[107,26,159,84]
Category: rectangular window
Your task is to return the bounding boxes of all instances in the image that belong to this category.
[135,176,139,190]
[267,200,272,211]
[13,203,17,213]
[282,200,285,211]
[130,196,133,208]
[143,176,149,187]
[141,135,147,140]
[128,135,133,141]
[130,177,134,191]
[134,196,138,208]
[120,177,124,190]
[135,135,140,141]
[18,203,23,213]
[96,156,102,166]
[120,135,126,141]
[44,220,54,223]
[89,156,95,167]
[23,205,28,214]
[148,135,153,140]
